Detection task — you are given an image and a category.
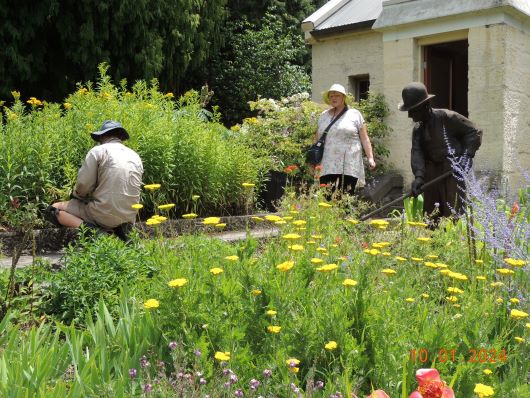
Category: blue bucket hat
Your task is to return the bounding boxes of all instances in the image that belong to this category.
[91,120,129,141]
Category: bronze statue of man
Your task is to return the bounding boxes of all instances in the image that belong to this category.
[399,82,482,223]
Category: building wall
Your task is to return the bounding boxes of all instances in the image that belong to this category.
[502,24,530,192]
[310,31,384,102]
[468,25,506,183]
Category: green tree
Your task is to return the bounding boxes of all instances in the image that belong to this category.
[0,0,227,101]
[209,13,311,126]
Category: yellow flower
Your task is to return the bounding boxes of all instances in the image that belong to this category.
[267,326,281,334]
[203,217,221,225]
[318,202,332,208]
[146,219,161,226]
[395,256,407,261]
[446,296,458,303]
[447,287,464,294]
[424,262,438,269]
[143,299,160,309]
[316,264,338,272]
[158,203,175,210]
[192,195,200,201]
[225,255,239,261]
[152,215,167,222]
[510,309,529,319]
[168,278,188,288]
[11,90,21,99]
[292,220,307,226]
[266,310,277,316]
[497,268,514,275]
[311,258,324,264]
[514,336,525,343]
[311,234,324,239]
[474,383,494,397]
[164,92,174,98]
[215,223,226,229]
[483,369,493,375]
[131,204,144,210]
[405,298,415,303]
[421,293,430,298]
[275,220,287,225]
[251,289,262,296]
[476,276,486,281]
[242,182,255,188]
[447,271,468,281]
[324,341,337,350]
[411,257,424,262]
[364,248,380,256]
[372,242,391,248]
[526,323,530,329]
[426,254,439,259]
[316,247,328,253]
[496,298,504,303]
[144,183,161,190]
[504,257,525,267]
[182,213,198,219]
[286,358,300,366]
[370,219,389,227]
[289,244,304,251]
[214,351,230,361]
[209,267,224,275]
[509,298,520,304]
[343,279,358,287]
[490,281,504,287]
[63,102,72,109]
[283,216,294,221]
[475,259,484,264]
[283,233,301,240]
[265,215,283,222]
[276,261,295,272]
[27,97,43,106]
[346,218,359,225]
[251,216,264,222]
[381,268,397,275]
[416,237,431,242]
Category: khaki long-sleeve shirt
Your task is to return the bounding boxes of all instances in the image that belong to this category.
[74,139,143,228]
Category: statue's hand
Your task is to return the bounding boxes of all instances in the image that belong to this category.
[411,177,424,197]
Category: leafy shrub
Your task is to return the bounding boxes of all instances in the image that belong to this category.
[41,233,156,324]
[0,64,263,228]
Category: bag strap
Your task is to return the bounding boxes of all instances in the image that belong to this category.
[320,105,348,142]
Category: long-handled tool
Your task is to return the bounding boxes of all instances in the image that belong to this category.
[359,170,454,221]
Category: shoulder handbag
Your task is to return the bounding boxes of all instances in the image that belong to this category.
[306,106,348,165]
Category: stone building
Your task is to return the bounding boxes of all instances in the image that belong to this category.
[303,0,530,193]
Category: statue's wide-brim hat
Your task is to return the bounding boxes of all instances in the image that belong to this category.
[398,82,435,111]
[91,120,129,141]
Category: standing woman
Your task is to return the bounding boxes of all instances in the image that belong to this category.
[316,83,376,197]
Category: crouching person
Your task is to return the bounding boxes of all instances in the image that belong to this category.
[45,120,143,241]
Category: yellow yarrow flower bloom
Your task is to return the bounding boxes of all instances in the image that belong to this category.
[203,217,221,225]
[435,262,449,268]
[276,261,295,272]
[225,255,239,261]
[182,213,198,219]
[504,257,525,267]
[252,216,264,222]
[324,341,337,350]
[476,276,486,281]
[474,383,494,397]
[370,219,389,227]
[283,216,294,221]
[242,182,255,188]
[510,298,520,303]
[266,310,277,316]
[168,278,188,288]
[475,259,484,264]
[525,323,530,329]
[496,298,504,303]
[152,215,167,222]
[267,326,281,334]
[510,309,529,319]
[251,289,262,296]
[215,223,226,229]
[395,256,407,261]
[417,237,431,242]
[311,234,324,239]
[63,102,72,109]
[411,257,423,262]
[364,248,380,256]
[426,254,439,259]
[421,293,430,298]
[27,97,43,106]
[373,241,391,248]
[514,336,525,343]
[158,203,175,210]
[311,258,324,264]
[405,298,415,303]
[381,269,397,275]
[288,244,304,251]
[316,247,328,253]
[497,268,514,275]
[131,204,143,210]
[343,279,358,287]
[292,220,307,226]
[144,184,161,190]
[146,219,161,226]
[446,296,458,303]
[316,264,338,272]
[318,202,332,208]
[143,299,160,309]
[424,262,438,269]
[346,218,359,225]
[286,358,300,366]
[483,369,493,375]
[490,281,504,287]
[265,215,283,222]
[283,233,301,240]
[447,287,464,294]
[209,267,224,275]
[214,352,230,361]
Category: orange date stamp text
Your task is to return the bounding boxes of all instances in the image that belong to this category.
[409,348,507,364]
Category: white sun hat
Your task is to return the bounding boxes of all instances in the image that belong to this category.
[322,83,349,105]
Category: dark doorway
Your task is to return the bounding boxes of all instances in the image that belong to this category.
[423,40,468,117]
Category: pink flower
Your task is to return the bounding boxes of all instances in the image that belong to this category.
[367,390,390,398]
[409,369,454,398]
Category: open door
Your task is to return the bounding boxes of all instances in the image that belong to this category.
[423,40,468,117]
